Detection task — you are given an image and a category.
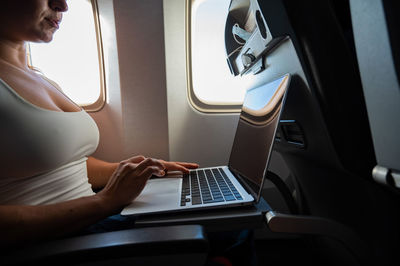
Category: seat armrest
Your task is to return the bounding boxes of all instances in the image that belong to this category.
[3,224,208,265]
[266,211,370,265]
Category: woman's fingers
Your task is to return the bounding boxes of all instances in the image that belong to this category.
[168,163,191,174]
[160,160,199,174]
[125,155,147,164]
[176,162,199,169]
[141,166,165,177]
[133,158,165,176]
[98,157,168,209]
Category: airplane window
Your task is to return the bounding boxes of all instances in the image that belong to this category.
[188,0,253,112]
[28,0,105,112]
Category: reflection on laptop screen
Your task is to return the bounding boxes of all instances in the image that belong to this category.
[229,74,290,200]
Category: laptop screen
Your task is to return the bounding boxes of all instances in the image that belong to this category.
[228,74,290,201]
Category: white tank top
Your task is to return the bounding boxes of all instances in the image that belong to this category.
[0,78,99,205]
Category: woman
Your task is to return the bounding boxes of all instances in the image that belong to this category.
[0,0,198,247]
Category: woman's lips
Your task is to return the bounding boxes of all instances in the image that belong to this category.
[45,18,60,29]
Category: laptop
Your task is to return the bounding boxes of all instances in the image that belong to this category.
[121,74,290,216]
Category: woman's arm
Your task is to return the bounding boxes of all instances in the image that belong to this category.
[0,157,166,247]
[0,194,110,247]
[86,156,119,190]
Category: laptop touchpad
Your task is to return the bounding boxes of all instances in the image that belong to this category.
[121,177,182,215]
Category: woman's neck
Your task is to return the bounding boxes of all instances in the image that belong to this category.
[0,39,29,71]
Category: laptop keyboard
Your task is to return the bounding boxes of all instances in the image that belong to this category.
[180,167,243,206]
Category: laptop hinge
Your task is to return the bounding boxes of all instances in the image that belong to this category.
[372,165,400,189]
[228,167,260,200]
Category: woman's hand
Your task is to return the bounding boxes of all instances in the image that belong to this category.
[96,156,165,212]
[159,160,199,174]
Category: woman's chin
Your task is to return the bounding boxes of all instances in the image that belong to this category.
[31,31,56,43]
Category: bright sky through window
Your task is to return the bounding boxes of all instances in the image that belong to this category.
[29,0,101,106]
[191,0,252,105]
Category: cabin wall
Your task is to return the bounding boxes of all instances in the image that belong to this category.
[89,0,124,162]
[164,0,239,167]
[91,0,169,162]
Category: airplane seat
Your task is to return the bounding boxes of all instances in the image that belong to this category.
[232,0,400,265]
[349,0,400,194]
[1,224,209,266]
[349,0,400,264]
[269,0,377,223]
